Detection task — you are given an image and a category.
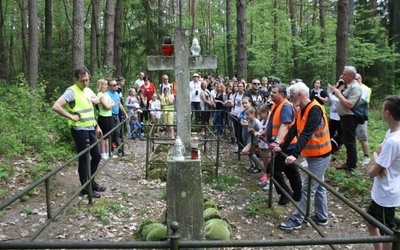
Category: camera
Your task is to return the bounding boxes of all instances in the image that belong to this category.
[338,79,345,87]
[195,90,198,95]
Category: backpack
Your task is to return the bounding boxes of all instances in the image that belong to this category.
[352,98,369,124]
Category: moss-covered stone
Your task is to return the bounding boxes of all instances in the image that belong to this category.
[205,219,231,240]
[142,222,165,240]
[145,224,167,241]
[203,207,221,221]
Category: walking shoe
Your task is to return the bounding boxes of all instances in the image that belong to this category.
[335,163,348,170]
[80,189,101,198]
[309,215,328,226]
[280,219,301,230]
[101,153,109,160]
[259,173,268,181]
[278,191,293,205]
[257,180,268,187]
[262,183,270,191]
[111,154,118,159]
[248,166,261,173]
[362,156,371,165]
[92,181,107,192]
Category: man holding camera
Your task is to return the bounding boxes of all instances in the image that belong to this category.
[328,66,362,174]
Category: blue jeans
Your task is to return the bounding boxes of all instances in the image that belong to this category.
[212,109,224,134]
[130,120,142,139]
[291,155,331,223]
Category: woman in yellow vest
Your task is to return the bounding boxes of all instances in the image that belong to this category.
[52,66,106,199]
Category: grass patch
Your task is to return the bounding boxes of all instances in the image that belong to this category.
[203,172,242,191]
[245,193,285,218]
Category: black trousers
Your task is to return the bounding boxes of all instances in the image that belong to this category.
[340,115,358,169]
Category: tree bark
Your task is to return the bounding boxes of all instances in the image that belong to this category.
[0,0,7,81]
[336,0,350,80]
[388,0,400,53]
[272,0,278,76]
[289,0,298,77]
[28,0,39,88]
[226,0,234,78]
[90,0,100,76]
[73,0,85,71]
[236,0,247,80]
[113,0,123,77]
[319,0,326,43]
[104,0,115,75]
[17,0,29,77]
[44,0,52,51]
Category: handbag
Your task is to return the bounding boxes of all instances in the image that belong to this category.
[351,98,369,124]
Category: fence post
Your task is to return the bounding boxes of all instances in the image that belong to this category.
[169,221,180,250]
[215,135,220,178]
[145,132,150,180]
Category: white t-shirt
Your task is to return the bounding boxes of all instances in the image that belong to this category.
[372,130,400,207]
[328,92,340,121]
[134,79,144,90]
[189,80,201,102]
[230,93,243,117]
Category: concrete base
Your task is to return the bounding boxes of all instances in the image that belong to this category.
[166,156,204,242]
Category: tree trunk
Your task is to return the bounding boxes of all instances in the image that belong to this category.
[104,0,115,75]
[17,0,29,77]
[226,0,233,78]
[44,0,52,51]
[319,0,326,43]
[73,0,85,71]
[336,0,350,80]
[289,0,298,77]
[236,0,247,80]
[113,0,123,77]
[388,0,400,53]
[272,0,278,76]
[0,0,7,81]
[90,0,100,76]
[28,0,39,88]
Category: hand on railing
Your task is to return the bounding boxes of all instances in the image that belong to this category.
[284,155,297,165]
[268,142,281,152]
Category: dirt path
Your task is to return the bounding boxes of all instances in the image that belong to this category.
[0,137,374,249]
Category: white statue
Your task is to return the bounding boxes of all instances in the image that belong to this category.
[190,37,201,56]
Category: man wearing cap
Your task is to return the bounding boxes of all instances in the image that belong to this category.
[190,73,202,124]
[244,78,268,109]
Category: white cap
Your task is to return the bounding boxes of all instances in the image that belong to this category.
[193,73,199,77]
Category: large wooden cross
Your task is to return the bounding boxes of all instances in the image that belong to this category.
[147,29,217,152]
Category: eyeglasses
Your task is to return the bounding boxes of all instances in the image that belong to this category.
[110,84,117,87]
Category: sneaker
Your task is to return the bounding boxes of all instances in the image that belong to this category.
[92,181,107,192]
[101,153,109,160]
[262,183,270,191]
[247,165,256,173]
[248,166,261,174]
[309,215,328,226]
[362,156,371,165]
[257,180,268,187]
[280,219,301,230]
[259,173,268,181]
[111,154,118,159]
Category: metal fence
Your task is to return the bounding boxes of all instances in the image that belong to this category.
[1,110,400,249]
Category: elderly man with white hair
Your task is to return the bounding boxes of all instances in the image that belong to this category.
[329,66,362,174]
[274,82,332,230]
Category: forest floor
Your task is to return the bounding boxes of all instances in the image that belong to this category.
[0,133,377,250]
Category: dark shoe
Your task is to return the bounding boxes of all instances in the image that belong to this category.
[278,191,293,206]
[80,189,101,198]
[335,163,348,170]
[249,167,261,174]
[309,215,328,226]
[92,181,107,192]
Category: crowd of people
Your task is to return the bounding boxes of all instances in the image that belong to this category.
[52,66,400,249]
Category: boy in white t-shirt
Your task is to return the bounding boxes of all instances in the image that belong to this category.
[365,95,400,250]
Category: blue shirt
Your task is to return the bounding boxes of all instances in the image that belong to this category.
[107,90,120,115]
[267,103,294,143]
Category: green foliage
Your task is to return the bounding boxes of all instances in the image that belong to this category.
[203,173,241,191]
[88,199,123,225]
[0,77,74,185]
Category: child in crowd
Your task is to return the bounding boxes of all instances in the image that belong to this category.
[149,93,162,136]
[254,103,271,191]
[130,103,143,141]
[365,95,400,250]
[242,107,263,174]
[125,88,139,137]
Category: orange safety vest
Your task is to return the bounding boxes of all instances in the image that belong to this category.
[270,99,297,145]
[296,100,331,157]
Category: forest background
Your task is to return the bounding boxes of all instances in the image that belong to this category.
[0,0,400,198]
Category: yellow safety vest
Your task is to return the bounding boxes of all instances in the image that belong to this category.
[67,85,96,129]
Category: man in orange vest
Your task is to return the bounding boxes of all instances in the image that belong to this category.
[265,84,302,205]
[276,82,332,230]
